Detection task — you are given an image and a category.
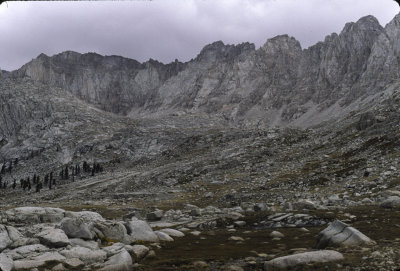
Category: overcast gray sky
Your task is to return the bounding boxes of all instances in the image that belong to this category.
[0,0,398,71]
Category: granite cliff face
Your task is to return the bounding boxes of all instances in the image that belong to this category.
[10,13,400,127]
[14,51,186,115]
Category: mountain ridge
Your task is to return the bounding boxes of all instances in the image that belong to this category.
[7,12,400,128]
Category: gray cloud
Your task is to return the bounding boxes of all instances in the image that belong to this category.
[0,0,398,71]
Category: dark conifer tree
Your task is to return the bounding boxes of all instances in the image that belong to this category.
[12,180,16,189]
[0,164,5,174]
[44,174,49,185]
[83,161,88,172]
[0,176,2,188]
[65,166,69,179]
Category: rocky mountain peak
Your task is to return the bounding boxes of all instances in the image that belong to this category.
[261,34,302,55]
[339,15,383,41]
[196,41,255,62]
[354,15,381,30]
[36,53,49,59]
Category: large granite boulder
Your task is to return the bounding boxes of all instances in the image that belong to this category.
[0,225,12,252]
[36,228,70,248]
[380,196,400,209]
[124,219,159,243]
[60,217,94,240]
[0,253,13,271]
[94,220,127,243]
[131,245,149,260]
[99,249,132,271]
[264,250,344,270]
[316,220,374,249]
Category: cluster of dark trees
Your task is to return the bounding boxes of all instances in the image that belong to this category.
[0,158,18,175]
[0,161,104,193]
[0,149,45,175]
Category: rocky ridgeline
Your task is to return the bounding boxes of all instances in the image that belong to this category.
[11,13,400,127]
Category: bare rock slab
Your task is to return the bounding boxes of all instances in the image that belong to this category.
[36,228,70,248]
[60,246,107,265]
[264,250,344,270]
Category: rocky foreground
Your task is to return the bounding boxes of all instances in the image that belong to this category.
[0,195,400,271]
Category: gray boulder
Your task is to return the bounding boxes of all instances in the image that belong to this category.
[60,217,94,240]
[99,249,132,271]
[155,231,174,242]
[69,238,99,250]
[13,259,47,270]
[94,220,127,242]
[102,243,125,257]
[0,253,13,271]
[31,251,66,262]
[0,225,12,252]
[264,250,344,270]
[60,246,107,264]
[380,196,400,209]
[5,225,23,243]
[316,220,374,249]
[36,228,70,248]
[146,209,163,221]
[65,210,104,223]
[254,203,269,212]
[63,258,85,269]
[159,228,185,237]
[293,199,316,210]
[131,245,149,260]
[125,219,159,242]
